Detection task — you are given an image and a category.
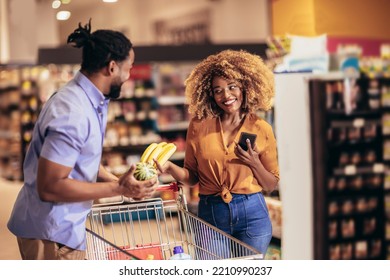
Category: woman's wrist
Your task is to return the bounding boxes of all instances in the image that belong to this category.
[164,161,173,174]
[250,157,263,170]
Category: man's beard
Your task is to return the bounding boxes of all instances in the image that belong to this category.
[105,83,122,99]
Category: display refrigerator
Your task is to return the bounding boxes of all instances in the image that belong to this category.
[275,72,390,260]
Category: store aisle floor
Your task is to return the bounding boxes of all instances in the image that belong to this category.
[0,178,22,260]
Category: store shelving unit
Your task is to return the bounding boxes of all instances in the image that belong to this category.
[0,65,44,181]
[379,79,390,260]
[19,75,42,171]
[0,66,22,180]
[310,76,386,260]
[275,72,390,260]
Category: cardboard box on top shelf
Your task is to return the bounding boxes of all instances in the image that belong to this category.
[274,34,329,73]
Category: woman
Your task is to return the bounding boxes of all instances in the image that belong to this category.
[156,49,279,256]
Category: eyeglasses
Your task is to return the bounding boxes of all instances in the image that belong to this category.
[212,84,241,97]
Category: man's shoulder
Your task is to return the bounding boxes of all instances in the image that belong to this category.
[55,82,89,107]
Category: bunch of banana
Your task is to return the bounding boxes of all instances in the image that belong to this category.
[140,142,177,166]
[134,142,177,181]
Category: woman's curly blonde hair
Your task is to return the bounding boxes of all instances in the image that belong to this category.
[184,49,274,119]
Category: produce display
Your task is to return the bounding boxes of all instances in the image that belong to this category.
[133,142,177,181]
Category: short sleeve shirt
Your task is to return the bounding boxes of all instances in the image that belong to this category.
[184,113,279,196]
[7,71,109,250]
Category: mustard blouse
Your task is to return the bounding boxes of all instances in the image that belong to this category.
[184,113,279,201]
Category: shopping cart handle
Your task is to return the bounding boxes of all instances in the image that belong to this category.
[156,182,179,192]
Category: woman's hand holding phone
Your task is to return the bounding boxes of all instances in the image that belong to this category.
[235,132,260,164]
[238,132,257,151]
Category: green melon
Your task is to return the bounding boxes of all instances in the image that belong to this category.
[134,162,158,181]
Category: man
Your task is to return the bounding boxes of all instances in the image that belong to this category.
[7,20,158,260]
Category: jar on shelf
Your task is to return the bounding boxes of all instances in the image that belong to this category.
[341,219,355,238]
[339,152,350,166]
[336,177,347,191]
[368,79,381,109]
[364,150,376,164]
[350,151,362,165]
[350,175,363,190]
[348,127,361,142]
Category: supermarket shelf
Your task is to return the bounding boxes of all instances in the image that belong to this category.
[330,118,381,128]
[158,121,189,132]
[158,96,186,106]
[0,151,20,158]
[0,130,20,140]
[333,163,385,176]
[327,110,382,120]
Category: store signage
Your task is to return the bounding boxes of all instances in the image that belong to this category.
[154,8,211,45]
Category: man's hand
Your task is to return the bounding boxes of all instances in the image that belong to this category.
[118,164,158,200]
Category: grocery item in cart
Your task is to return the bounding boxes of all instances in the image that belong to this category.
[134,142,177,180]
[86,183,263,260]
[169,246,192,260]
[108,243,164,260]
[95,142,177,205]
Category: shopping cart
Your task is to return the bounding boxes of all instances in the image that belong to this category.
[86,182,263,260]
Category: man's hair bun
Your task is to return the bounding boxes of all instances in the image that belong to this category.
[67,18,92,48]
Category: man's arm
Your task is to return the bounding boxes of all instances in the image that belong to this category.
[97,164,119,182]
[37,157,157,202]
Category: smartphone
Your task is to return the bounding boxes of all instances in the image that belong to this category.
[238,132,257,151]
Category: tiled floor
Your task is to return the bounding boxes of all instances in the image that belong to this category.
[0,178,22,260]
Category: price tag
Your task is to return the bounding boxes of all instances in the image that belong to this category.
[353,118,365,128]
[373,163,385,173]
[344,165,357,175]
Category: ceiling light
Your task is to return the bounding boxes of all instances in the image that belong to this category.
[52,0,61,9]
[61,0,71,4]
[56,11,71,20]
[103,0,118,3]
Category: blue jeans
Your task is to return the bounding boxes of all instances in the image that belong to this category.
[197,192,272,257]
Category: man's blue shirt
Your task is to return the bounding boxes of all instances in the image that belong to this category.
[8,71,109,250]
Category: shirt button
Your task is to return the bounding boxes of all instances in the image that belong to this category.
[100,101,104,105]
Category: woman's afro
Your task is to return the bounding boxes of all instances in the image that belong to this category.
[184,49,274,119]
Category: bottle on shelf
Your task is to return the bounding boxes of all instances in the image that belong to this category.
[169,246,192,260]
